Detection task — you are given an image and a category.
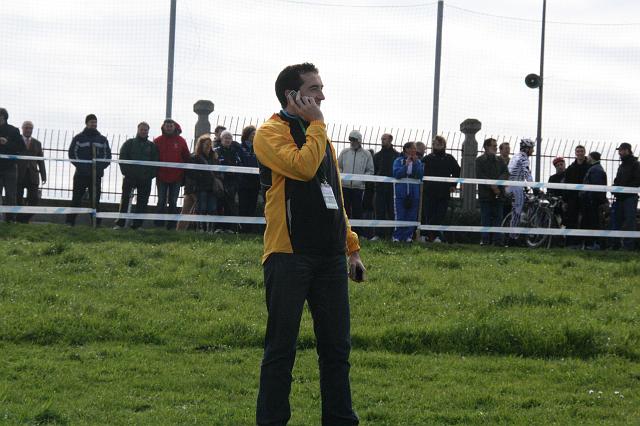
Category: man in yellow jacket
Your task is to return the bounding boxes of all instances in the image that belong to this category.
[254,63,365,426]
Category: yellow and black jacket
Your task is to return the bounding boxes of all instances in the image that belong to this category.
[254,113,360,263]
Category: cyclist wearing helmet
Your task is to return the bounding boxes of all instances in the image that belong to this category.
[506,138,535,240]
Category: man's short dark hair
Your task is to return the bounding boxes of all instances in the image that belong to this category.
[484,138,497,148]
[0,108,8,120]
[214,125,226,133]
[589,151,601,161]
[575,145,586,152]
[85,113,97,124]
[275,63,319,109]
[403,141,416,152]
[499,142,509,150]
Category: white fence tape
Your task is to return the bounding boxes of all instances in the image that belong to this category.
[420,224,640,239]
[0,206,94,214]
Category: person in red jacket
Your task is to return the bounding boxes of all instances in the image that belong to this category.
[154,119,190,229]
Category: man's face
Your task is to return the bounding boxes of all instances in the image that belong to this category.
[163,122,175,134]
[555,161,566,173]
[619,148,630,159]
[381,134,392,148]
[86,119,97,129]
[349,138,361,150]
[298,72,325,108]
[405,145,417,158]
[485,141,498,156]
[500,143,510,157]
[137,125,150,139]
[221,133,233,147]
[525,147,534,157]
[575,147,586,161]
[22,122,34,138]
[433,140,446,152]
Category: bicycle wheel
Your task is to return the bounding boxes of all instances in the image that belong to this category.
[526,208,552,248]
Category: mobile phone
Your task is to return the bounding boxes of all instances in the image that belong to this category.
[288,90,298,100]
[355,265,364,282]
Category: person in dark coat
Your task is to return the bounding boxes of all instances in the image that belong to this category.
[238,125,260,233]
[0,108,26,223]
[16,120,46,223]
[476,138,509,245]
[185,134,221,232]
[564,145,590,246]
[371,133,399,240]
[215,130,243,233]
[580,152,608,249]
[612,142,640,250]
[422,135,461,242]
[114,122,159,229]
[65,114,111,226]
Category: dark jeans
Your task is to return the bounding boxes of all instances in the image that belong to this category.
[565,196,582,245]
[220,183,239,232]
[343,187,364,235]
[155,181,181,229]
[239,186,259,233]
[116,176,152,228]
[424,196,449,241]
[0,165,18,222]
[374,184,394,238]
[257,253,358,426]
[16,180,40,223]
[614,196,638,250]
[66,173,101,226]
[197,190,217,231]
[479,199,504,245]
[581,199,605,247]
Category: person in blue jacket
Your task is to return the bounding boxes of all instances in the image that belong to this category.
[392,142,424,242]
[66,114,111,226]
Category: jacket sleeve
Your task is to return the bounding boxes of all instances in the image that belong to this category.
[365,151,374,175]
[254,120,327,182]
[633,162,640,187]
[68,135,78,167]
[35,140,46,182]
[392,157,406,179]
[498,159,509,180]
[100,136,111,171]
[450,156,461,187]
[119,140,131,176]
[337,149,345,173]
[475,157,486,179]
[414,158,424,179]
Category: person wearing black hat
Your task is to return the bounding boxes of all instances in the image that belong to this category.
[612,142,640,250]
[66,114,111,226]
[0,108,27,223]
[580,152,608,250]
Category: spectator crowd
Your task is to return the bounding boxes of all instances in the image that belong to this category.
[0,107,638,250]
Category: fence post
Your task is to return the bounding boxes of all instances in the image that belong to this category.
[460,118,481,212]
[193,100,215,146]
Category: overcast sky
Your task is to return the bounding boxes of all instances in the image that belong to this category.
[2,0,640,153]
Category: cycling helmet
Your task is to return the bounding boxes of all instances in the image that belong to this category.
[520,138,535,150]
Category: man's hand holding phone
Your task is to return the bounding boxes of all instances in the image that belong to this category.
[287,90,324,123]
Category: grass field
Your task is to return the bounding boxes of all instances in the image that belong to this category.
[1,223,639,425]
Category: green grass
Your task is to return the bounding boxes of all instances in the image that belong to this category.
[1,223,639,425]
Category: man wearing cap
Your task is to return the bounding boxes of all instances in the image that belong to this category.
[0,108,26,223]
[612,142,640,250]
[548,156,566,198]
[580,152,608,250]
[66,114,111,226]
[564,145,590,247]
[372,133,400,240]
[338,130,374,229]
[16,120,46,223]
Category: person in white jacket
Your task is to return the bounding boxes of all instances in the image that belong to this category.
[507,138,535,241]
[338,130,374,225]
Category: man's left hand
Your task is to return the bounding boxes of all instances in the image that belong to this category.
[348,251,366,283]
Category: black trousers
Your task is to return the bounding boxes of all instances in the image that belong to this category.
[238,186,259,233]
[66,174,101,226]
[16,177,40,223]
[374,184,394,238]
[0,165,18,223]
[343,187,364,235]
[116,176,152,228]
[565,196,582,245]
[257,253,358,426]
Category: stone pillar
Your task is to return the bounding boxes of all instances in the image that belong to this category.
[460,118,481,212]
[193,100,215,144]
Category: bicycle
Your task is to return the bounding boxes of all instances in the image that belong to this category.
[502,192,565,248]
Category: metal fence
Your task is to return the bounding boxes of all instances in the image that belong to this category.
[33,115,637,206]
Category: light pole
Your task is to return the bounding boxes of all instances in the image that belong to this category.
[166,0,177,119]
